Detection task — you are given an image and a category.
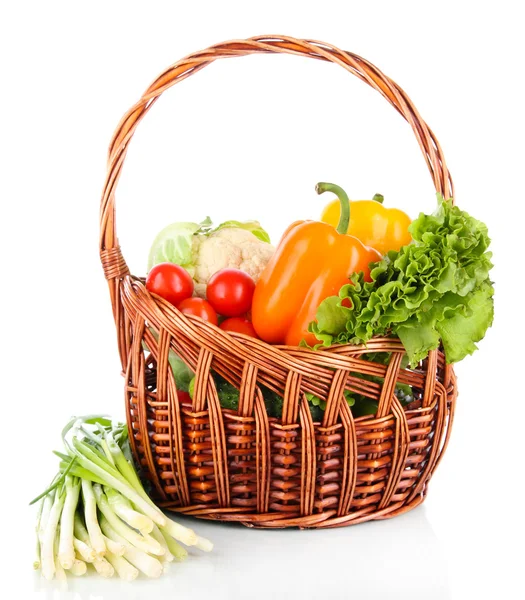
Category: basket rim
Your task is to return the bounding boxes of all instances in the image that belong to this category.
[121,273,453,421]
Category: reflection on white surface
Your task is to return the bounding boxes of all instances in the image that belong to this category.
[31,505,450,600]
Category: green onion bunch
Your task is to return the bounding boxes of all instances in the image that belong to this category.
[31,415,212,581]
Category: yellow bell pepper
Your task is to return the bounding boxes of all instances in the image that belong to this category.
[319,182,412,255]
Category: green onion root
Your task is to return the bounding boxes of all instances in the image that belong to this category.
[68,559,87,576]
[105,552,139,581]
[161,529,188,561]
[102,534,126,557]
[73,537,96,563]
[100,516,163,578]
[92,556,115,578]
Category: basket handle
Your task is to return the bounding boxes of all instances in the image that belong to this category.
[100,35,453,283]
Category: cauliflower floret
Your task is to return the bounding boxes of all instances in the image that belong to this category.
[192,228,275,297]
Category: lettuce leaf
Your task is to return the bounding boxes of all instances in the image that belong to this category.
[435,281,494,363]
[209,220,271,243]
[310,196,494,366]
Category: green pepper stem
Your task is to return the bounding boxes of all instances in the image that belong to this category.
[315,182,350,234]
[372,193,384,204]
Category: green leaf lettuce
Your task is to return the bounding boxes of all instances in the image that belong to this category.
[309,196,494,366]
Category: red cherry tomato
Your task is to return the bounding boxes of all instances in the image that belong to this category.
[177,297,218,325]
[177,390,191,406]
[219,317,259,338]
[146,263,194,307]
[207,269,255,317]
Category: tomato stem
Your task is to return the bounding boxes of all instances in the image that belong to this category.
[315,182,350,235]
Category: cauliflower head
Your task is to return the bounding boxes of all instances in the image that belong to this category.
[192,228,275,297]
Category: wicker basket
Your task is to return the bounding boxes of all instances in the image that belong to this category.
[100,36,457,529]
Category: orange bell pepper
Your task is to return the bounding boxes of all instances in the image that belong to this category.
[252,186,382,346]
[319,182,412,255]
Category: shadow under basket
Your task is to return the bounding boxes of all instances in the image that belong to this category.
[99,36,457,529]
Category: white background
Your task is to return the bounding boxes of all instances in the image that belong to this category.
[1,1,524,599]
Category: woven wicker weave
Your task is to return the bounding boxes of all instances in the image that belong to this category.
[100,36,457,529]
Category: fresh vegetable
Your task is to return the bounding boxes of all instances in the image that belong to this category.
[263,388,284,418]
[193,228,274,298]
[203,374,283,417]
[58,475,81,569]
[337,356,414,418]
[145,328,194,396]
[177,390,192,405]
[177,297,218,325]
[252,183,382,346]
[187,372,377,421]
[209,220,271,243]
[351,396,380,418]
[319,182,412,254]
[305,390,355,422]
[148,218,274,298]
[146,262,193,307]
[212,376,240,411]
[207,268,255,317]
[167,351,194,392]
[148,219,210,275]
[31,416,212,581]
[311,195,494,366]
[188,376,195,400]
[219,317,259,338]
